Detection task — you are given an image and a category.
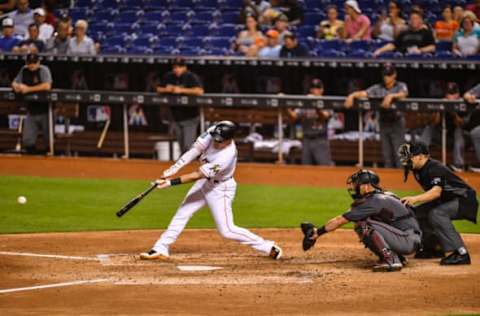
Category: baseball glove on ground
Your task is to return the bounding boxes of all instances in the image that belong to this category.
[301,222,317,251]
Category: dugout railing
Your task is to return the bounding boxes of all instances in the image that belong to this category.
[0,87,478,165]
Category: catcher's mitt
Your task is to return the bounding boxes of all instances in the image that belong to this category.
[301,222,317,251]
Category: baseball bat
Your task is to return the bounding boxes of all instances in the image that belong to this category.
[97,119,110,149]
[116,182,158,218]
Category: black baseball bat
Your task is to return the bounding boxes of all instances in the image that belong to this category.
[116,182,158,218]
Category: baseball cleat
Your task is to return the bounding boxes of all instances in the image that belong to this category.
[440,251,471,265]
[372,261,403,272]
[398,254,408,266]
[140,249,169,260]
[270,245,283,260]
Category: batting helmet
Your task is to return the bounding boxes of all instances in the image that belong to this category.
[210,121,237,142]
[346,169,382,200]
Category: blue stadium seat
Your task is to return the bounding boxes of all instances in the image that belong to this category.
[141,23,162,34]
[161,24,188,35]
[168,10,192,22]
[195,0,217,10]
[117,10,142,23]
[189,25,211,37]
[315,49,346,57]
[191,11,214,24]
[315,40,344,52]
[113,23,135,34]
[157,37,179,48]
[303,12,324,26]
[435,51,454,59]
[178,37,205,48]
[98,0,121,7]
[219,0,243,9]
[123,0,146,8]
[436,41,452,52]
[101,45,126,54]
[177,47,202,56]
[220,11,240,24]
[103,35,128,47]
[153,45,175,54]
[206,36,232,49]
[128,46,154,54]
[215,24,238,37]
[143,11,167,21]
[170,0,194,9]
[94,10,118,22]
[76,0,93,7]
[69,8,90,21]
[132,34,157,47]
[297,26,316,38]
[348,40,370,52]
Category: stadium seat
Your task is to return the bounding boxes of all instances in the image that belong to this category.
[101,45,126,54]
[117,10,142,23]
[76,0,93,7]
[303,13,324,26]
[191,11,214,24]
[132,34,158,47]
[189,25,211,37]
[435,51,455,58]
[315,40,344,52]
[127,46,154,54]
[215,24,238,37]
[143,11,167,21]
[219,0,243,9]
[206,36,233,49]
[94,10,118,22]
[103,35,128,47]
[157,37,179,48]
[437,41,453,52]
[113,23,135,34]
[168,10,193,22]
[220,11,240,24]
[69,8,90,21]
[297,26,316,38]
[178,37,205,48]
[195,0,217,10]
[140,23,162,34]
[152,44,175,54]
[348,40,370,52]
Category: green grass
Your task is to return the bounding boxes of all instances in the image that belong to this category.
[0,175,478,234]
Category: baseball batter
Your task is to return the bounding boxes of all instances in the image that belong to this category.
[140,121,282,260]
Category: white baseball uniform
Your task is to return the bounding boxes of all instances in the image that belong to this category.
[152,128,275,256]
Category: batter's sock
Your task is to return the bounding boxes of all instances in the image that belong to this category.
[457,247,468,255]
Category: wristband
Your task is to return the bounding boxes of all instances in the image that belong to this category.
[317,225,327,236]
[170,178,182,186]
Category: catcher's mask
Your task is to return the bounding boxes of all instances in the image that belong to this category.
[210,120,237,143]
[346,169,382,200]
[398,142,429,182]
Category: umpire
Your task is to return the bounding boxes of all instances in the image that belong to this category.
[157,57,204,153]
[399,142,478,265]
[11,53,53,154]
[345,64,408,168]
[301,169,421,272]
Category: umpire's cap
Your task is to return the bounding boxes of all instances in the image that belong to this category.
[210,121,237,142]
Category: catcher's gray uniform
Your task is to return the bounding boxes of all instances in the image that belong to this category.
[343,192,422,255]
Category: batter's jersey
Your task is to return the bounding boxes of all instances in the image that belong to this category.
[343,192,421,233]
[193,128,237,182]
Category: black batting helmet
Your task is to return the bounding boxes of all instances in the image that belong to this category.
[210,121,237,142]
[346,169,382,200]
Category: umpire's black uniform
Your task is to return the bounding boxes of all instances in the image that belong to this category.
[413,158,478,262]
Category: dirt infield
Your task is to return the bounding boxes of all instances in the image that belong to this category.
[0,229,479,315]
[1,156,480,315]
[1,155,480,190]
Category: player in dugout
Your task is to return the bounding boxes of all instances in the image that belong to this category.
[398,142,478,265]
[301,169,422,272]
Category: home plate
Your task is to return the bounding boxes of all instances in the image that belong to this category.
[177,265,223,271]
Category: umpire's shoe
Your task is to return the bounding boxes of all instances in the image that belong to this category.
[440,251,471,265]
[140,249,169,261]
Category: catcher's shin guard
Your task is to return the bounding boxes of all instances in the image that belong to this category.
[355,221,401,270]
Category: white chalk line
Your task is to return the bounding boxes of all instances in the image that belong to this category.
[0,251,98,261]
[0,279,109,294]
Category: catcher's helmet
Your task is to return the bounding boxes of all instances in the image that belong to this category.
[210,121,237,142]
[347,169,381,200]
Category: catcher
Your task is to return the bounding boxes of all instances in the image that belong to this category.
[301,169,422,272]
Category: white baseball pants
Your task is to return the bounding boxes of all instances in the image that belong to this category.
[152,178,274,256]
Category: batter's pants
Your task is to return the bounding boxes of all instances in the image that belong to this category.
[152,178,275,256]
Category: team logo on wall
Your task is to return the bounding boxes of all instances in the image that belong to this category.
[87,105,111,122]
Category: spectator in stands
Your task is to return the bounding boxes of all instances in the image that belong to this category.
[59,13,73,36]
[463,10,480,30]
[287,78,333,166]
[464,83,480,172]
[345,64,408,168]
[31,8,53,42]
[12,23,45,53]
[466,0,480,19]
[0,17,21,52]
[67,20,96,55]
[11,53,53,155]
[235,15,265,57]
[435,6,459,41]
[0,0,15,14]
[8,0,34,37]
[453,6,465,25]
[242,0,271,24]
[373,10,435,57]
[45,20,70,54]
[343,0,371,41]
[453,14,480,56]
[283,0,304,26]
[279,32,309,57]
[373,1,406,41]
[156,57,204,153]
[317,5,344,40]
[258,29,281,58]
[273,14,290,43]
